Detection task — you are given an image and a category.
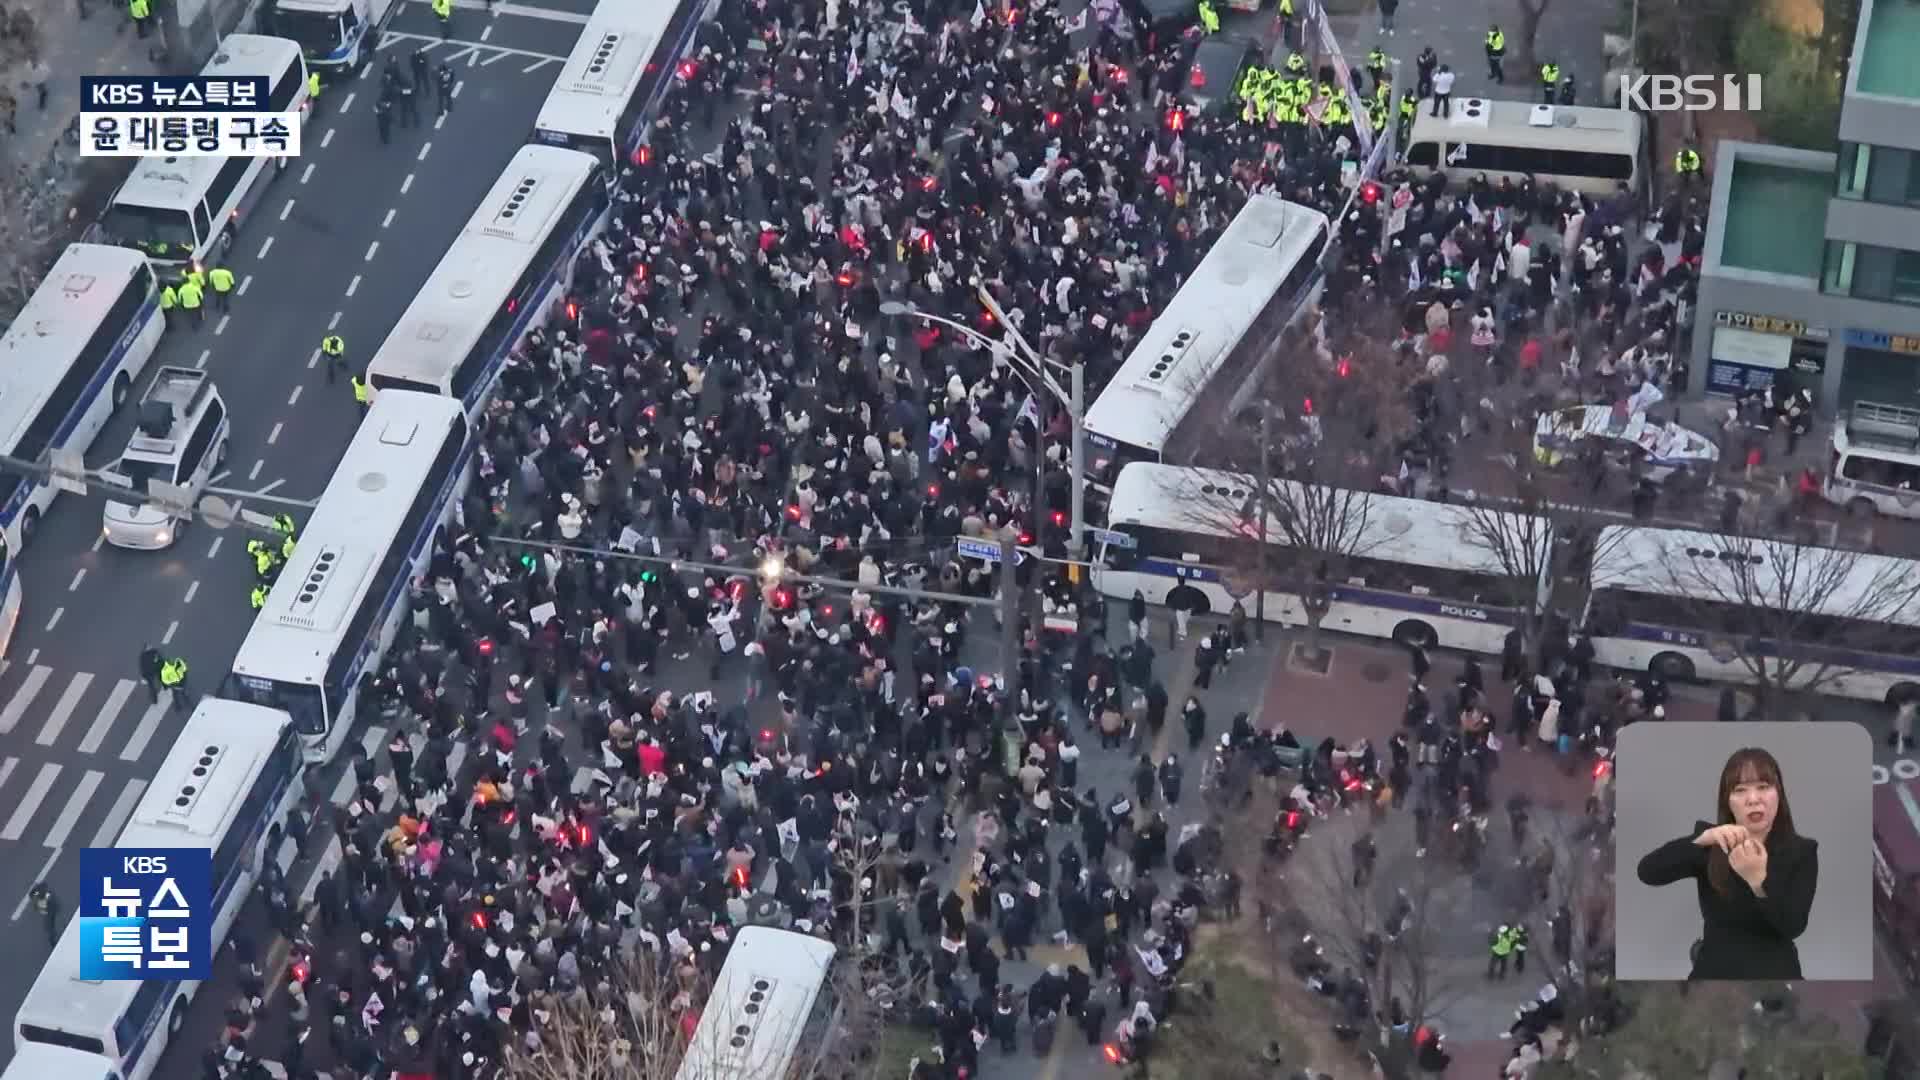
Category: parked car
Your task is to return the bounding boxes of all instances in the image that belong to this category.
[1532,405,1718,485]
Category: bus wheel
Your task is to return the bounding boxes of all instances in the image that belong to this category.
[1651,652,1695,682]
[1849,498,1878,519]
[20,507,38,544]
[111,372,132,409]
[218,229,234,253]
[1889,683,1920,708]
[169,997,188,1036]
[1391,621,1436,649]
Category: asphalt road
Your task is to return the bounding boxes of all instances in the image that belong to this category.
[0,1,583,1068]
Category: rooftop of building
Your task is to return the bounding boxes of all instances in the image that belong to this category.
[1856,0,1920,101]
[1720,154,1831,278]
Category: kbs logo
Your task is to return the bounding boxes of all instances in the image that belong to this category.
[1620,74,1763,113]
[77,847,213,980]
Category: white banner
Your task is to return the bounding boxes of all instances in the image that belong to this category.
[82,112,303,157]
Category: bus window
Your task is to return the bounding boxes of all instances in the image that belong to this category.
[1405,141,1438,167]
[100,203,196,251]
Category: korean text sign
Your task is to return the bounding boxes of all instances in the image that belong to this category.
[80,75,300,158]
[78,848,212,980]
[81,76,271,112]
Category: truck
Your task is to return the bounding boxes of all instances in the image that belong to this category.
[1872,777,1920,991]
[101,366,229,551]
[272,0,401,74]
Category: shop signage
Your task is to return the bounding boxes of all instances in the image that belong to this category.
[1713,310,1827,339]
[1844,328,1920,355]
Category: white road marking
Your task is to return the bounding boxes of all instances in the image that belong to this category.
[91,535,104,553]
[442,46,478,65]
[237,273,254,296]
[522,57,552,73]
[0,758,15,795]
[36,673,90,747]
[365,240,380,261]
[42,770,104,849]
[417,140,432,161]
[300,161,316,183]
[480,24,493,40]
[43,607,63,632]
[68,569,86,592]
[208,536,224,559]
[258,236,275,258]
[329,311,343,330]
[288,385,304,406]
[382,208,396,228]
[19,651,31,665]
[401,172,415,194]
[384,29,567,63]
[1,764,62,841]
[268,422,284,445]
[9,848,61,920]
[257,479,285,495]
[183,580,200,604]
[341,91,356,114]
[78,680,137,755]
[408,0,587,25]
[480,51,511,66]
[215,314,231,335]
[91,780,148,846]
[434,113,447,130]
[249,459,265,481]
[161,620,178,646]
[194,347,211,369]
[452,81,465,98]
[346,274,363,296]
[307,348,322,370]
[121,700,169,761]
[0,666,52,733]
[321,127,336,149]
[280,198,296,221]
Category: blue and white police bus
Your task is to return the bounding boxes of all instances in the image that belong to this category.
[531,0,707,168]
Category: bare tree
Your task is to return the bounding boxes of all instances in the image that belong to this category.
[1538,981,1878,1079]
[0,161,65,323]
[1512,0,1556,80]
[1592,524,1920,717]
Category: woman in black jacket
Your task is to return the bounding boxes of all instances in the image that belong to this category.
[1636,746,1818,979]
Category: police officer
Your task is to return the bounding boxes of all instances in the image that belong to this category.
[1539,59,1560,104]
[410,46,431,101]
[273,512,296,537]
[248,538,278,579]
[1196,0,1219,33]
[1485,24,1505,83]
[1276,0,1294,49]
[397,73,419,128]
[431,0,452,38]
[1365,47,1387,95]
[160,278,179,328]
[308,68,322,106]
[1510,924,1530,973]
[251,581,270,610]
[129,0,152,37]
[159,656,191,713]
[321,333,346,383]
[28,883,59,948]
[281,530,296,563]
[436,62,455,116]
[351,372,371,414]
[209,264,235,313]
[1675,140,1703,186]
[177,275,205,326]
[1487,924,1514,979]
[374,94,394,144]
[138,643,164,704]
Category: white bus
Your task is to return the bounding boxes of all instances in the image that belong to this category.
[7,701,305,1080]
[0,244,166,653]
[531,0,705,167]
[1093,463,1553,654]
[1584,524,1920,704]
[222,391,471,761]
[93,35,309,266]
[1081,194,1328,490]
[1403,99,1647,199]
[364,146,607,415]
[674,926,840,1080]
[272,0,401,74]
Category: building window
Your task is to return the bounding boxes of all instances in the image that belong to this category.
[1828,241,1920,305]
[1833,142,1920,207]
[1898,250,1920,304]
[1824,240,1856,294]
[1837,142,1870,199]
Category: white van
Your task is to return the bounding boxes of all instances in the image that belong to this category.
[102,366,229,549]
[274,0,400,74]
[1827,401,1920,520]
[1403,99,1646,199]
[93,35,310,265]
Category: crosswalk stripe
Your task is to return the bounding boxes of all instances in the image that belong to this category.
[2,763,61,841]
[36,672,92,747]
[0,665,52,733]
[91,780,148,848]
[0,756,16,795]
[42,769,105,849]
[120,698,171,762]
[79,679,139,755]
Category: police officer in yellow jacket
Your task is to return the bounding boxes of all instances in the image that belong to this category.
[281,533,296,562]
[209,265,235,313]
[1539,61,1560,104]
[1675,141,1703,184]
[160,280,179,327]
[248,539,277,579]
[251,582,270,610]
[177,277,205,326]
[1277,0,1294,48]
[1485,25,1505,83]
[273,513,296,537]
[352,373,371,413]
[158,657,190,713]
[431,0,452,37]
[321,334,346,384]
[1197,0,1219,33]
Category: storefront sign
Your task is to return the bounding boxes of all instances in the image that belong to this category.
[1714,310,1828,340]
[1845,328,1920,355]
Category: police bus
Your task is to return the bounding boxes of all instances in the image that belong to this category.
[530,0,705,167]
[1583,524,1920,704]
[363,146,607,416]
[1403,99,1647,199]
[1081,194,1329,492]
[1092,462,1554,655]
[272,0,400,74]
[93,35,309,266]
[222,391,471,761]
[5,701,305,1080]
[0,243,166,655]
[674,927,841,1080]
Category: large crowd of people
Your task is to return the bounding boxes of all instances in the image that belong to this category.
[183,0,1722,1073]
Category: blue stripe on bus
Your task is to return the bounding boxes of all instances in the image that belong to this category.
[1612,621,1920,677]
[1,293,161,526]
[461,210,602,415]
[119,759,299,1072]
[1132,559,1523,626]
[626,10,704,158]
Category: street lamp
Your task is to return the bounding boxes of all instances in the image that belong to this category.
[880,293,1088,556]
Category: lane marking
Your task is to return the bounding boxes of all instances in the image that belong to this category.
[452,81,465,98]
[434,113,446,130]
[42,770,105,849]
[37,673,91,747]
[481,51,511,66]
[329,311,343,330]
[1,763,62,841]
[208,537,223,559]
[91,780,149,847]
[0,666,52,733]
[417,140,432,161]
[404,0,588,25]
[442,46,478,65]
[321,127,336,149]
[268,422,284,445]
[214,314,231,335]
[480,24,493,40]
[257,236,275,258]
[0,758,14,795]
[307,347,322,370]
[161,620,178,646]
[44,607,63,632]
[121,700,169,761]
[280,198,295,221]
[194,347,211,369]
[249,459,264,481]
[237,273,254,296]
[258,479,286,495]
[365,240,380,261]
[183,580,200,604]
[385,29,567,63]
[521,57,549,73]
[299,161,316,184]
[341,90,356,113]
[91,535,104,553]
[78,680,138,755]
[346,274,363,296]
[20,650,31,664]
[68,569,86,592]
[9,847,61,920]
[382,208,396,228]
[466,48,481,68]
[401,172,415,194]
[288,385,304,406]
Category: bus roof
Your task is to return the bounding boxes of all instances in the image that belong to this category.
[678,927,838,1080]
[1408,99,1643,152]
[533,6,665,142]
[110,35,300,209]
[1082,195,1327,456]
[1591,524,1920,626]
[366,145,599,390]
[1108,462,1548,576]
[205,33,302,79]
[0,244,150,449]
[230,391,466,686]
[0,1042,115,1080]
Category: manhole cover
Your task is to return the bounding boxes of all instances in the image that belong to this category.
[1361,662,1391,683]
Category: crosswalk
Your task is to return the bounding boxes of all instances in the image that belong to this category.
[0,660,178,852]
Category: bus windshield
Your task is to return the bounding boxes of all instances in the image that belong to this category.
[118,456,177,494]
[223,674,326,736]
[99,203,195,251]
[276,9,345,55]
